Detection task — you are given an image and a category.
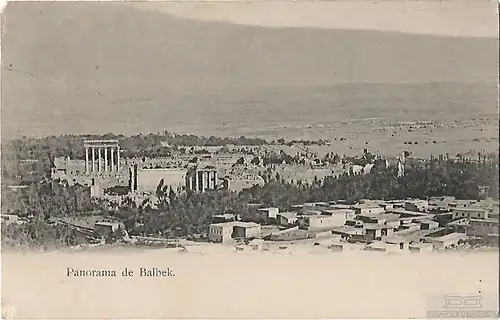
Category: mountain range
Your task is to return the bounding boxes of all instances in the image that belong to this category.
[1,2,498,138]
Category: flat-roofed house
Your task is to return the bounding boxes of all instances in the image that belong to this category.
[420,220,440,230]
[405,200,429,212]
[298,214,346,231]
[232,222,261,239]
[398,222,422,233]
[302,202,331,212]
[321,209,356,220]
[428,196,456,210]
[409,242,434,253]
[452,208,488,220]
[209,222,236,243]
[449,200,477,209]
[356,213,400,228]
[329,204,352,210]
[291,204,304,212]
[383,214,401,228]
[268,227,311,241]
[212,213,240,223]
[331,226,365,241]
[364,224,394,241]
[276,212,298,227]
[422,233,467,250]
[257,207,279,220]
[352,204,385,215]
[383,236,410,251]
[364,241,393,252]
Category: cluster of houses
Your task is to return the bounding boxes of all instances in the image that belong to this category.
[208,196,499,253]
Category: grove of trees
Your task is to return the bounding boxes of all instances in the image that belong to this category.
[2,131,498,248]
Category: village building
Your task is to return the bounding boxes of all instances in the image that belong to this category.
[382,236,410,251]
[398,221,422,233]
[332,226,366,242]
[232,222,261,239]
[208,222,236,243]
[257,207,279,220]
[384,200,407,208]
[268,227,311,241]
[212,213,240,223]
[301,210,323,216]
[298,214,347,231]
[351,204,385,215]
[451,208,488,220]
[448,200,477,209]
[0,214,24,225]
[422,233,467,250]
[466,219,499,237]
[363,224,395,241]
[328,203,352,210]
[321,209,356,220]
[291,204,304,211]
[276,212,298,227]
[209,221,261,243]
[356,213,400,227]
[345,220,364,228]
[94,221,121,238]
[419,220,440,230]
[364,241,397,253]
[408,242,434,253]
[445,218,470,233]
[404,200,429,212]
[428,196,456,210]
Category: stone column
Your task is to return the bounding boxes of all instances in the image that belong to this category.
[117,147,121,171]
[85,147,89,172]
[201,171,206,193]
[195,171,199,192]
[110,148,115,171]
[214,171,217,189]
[104,147,108,172]
[188,175,193,191]
[98,147,102,172]
[91,147,96,172]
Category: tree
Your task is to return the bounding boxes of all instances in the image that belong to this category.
[236,157,245,165]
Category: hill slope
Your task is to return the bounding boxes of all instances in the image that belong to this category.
[1,2,498,138]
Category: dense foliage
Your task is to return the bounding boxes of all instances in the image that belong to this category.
[1,132,269,181]
[2,131,498,246]
[79,154,500,237]
[1,221,88,250]
[1,181,104,219]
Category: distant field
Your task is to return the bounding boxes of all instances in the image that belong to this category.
[2,83,497,158]
[167,83,498,158]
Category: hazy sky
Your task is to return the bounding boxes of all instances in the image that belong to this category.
[127,0,499,38]
[1,1,498,138]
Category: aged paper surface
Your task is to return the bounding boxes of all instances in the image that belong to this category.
[1,0,499,319]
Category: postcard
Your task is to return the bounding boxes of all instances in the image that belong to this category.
[1,1,499,319]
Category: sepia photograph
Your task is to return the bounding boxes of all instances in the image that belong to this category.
[1,0,499,319]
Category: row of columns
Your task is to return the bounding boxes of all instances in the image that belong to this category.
[188,170,217,192]
[85,146,121,173]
